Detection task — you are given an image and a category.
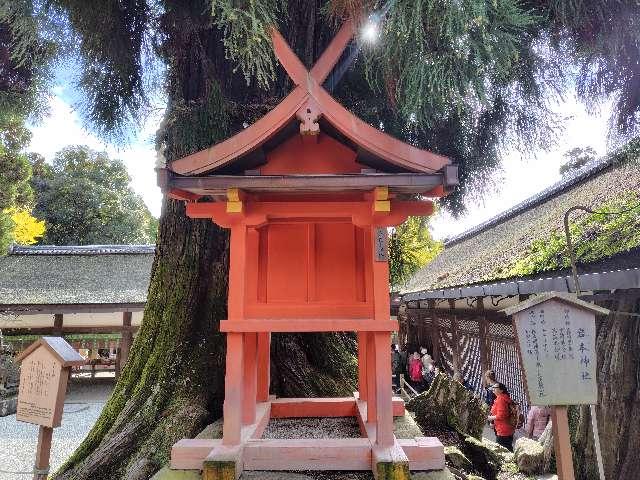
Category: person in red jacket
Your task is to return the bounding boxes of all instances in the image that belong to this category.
[488,382,515,451]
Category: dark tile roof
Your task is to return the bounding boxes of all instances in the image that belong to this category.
[0,245,155,306]
[402,154,640,295]
[8,245,155,255]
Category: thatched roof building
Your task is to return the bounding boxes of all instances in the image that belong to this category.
[402,144,640,304]
[0,245,154,333]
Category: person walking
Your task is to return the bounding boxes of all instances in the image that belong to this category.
[419,347,433,370]
[408,352,424,392]
[488,382,515,451]
[525,405,551,440]
[483,369,498,407]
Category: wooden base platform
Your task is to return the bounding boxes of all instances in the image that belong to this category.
[171,395,444,480]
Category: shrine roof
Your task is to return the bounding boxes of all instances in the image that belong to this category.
[401,147,640,297]
[164,21,453,179]
[0,245,154,309]
[16,336,85,366]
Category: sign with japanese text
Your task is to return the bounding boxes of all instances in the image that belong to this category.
[16,346,63,427]
[512,299,598,405]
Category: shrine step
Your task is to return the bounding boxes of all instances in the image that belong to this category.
[398,437,445,471]
[171,439,220,470]
[171,436,444,472]
[243,438,372,470]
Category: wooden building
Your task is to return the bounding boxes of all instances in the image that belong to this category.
[399,151,640,417]
[0,244,154,377]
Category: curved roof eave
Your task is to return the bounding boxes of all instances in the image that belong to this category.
[169,21,451,176]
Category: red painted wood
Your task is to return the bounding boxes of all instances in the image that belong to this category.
[357,332,368,401]
[220,319,398,333]
[270,398,357,418]
[242,333,258,425]
[169,22,450,176]
[222,333,244,446]
[256,333,270,402]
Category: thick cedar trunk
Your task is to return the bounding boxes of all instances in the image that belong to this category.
[571,291,640,479]
[55,3,357,479]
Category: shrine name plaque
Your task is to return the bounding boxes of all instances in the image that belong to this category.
[16,336,84,428]
[512,299,598,405]
[17,346,63,427]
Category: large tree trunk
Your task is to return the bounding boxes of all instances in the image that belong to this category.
[571,290,640,479]
[55,3,357,479]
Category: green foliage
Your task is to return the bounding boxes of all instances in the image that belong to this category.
[389,216,442,288]
[208,0,286,89]
[504,191,640,278]
[31,145,158,245]
[0,113,34,253]
[0,0,56,121]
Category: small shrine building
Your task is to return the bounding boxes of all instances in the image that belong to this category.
[158,19,458,479]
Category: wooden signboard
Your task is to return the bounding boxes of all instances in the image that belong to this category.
[504,293,609,480]
[16,337,84,479]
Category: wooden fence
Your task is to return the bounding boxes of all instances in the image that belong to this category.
[399,303,529,415]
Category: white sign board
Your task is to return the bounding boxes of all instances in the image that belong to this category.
[513,299,597,405]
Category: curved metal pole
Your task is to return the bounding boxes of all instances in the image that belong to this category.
[563,206,605,480]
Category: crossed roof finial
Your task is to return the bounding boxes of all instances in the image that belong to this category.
[169,21,450,176]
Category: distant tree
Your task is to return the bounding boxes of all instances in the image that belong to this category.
[0,115,34,252]
[389,216,442,288]
[31,146,158,245]
[559,146,597,175]
[8,207,45,244]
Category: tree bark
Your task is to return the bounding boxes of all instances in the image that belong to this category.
[571,290,640,479]
[54,4,357,479]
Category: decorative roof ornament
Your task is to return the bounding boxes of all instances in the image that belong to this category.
[167,20,454,178]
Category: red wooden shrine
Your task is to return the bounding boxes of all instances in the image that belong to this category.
[159,19,457,480]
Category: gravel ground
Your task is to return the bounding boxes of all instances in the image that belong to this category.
[0,379,113,480]
[263,417,362,439]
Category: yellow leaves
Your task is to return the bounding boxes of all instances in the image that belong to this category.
[6,208,45,245]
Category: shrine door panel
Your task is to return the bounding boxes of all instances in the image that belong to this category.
[314,223,364,303]
[259,222,366,305]
[265,223,308,302]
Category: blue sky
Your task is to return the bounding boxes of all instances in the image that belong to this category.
[28,64,612,240]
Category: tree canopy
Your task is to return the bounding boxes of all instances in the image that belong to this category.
[31,146,158,245]
[4,0,640,212]
[389,217,442,289]
[0,113,34,251]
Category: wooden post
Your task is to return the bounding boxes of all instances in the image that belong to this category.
[33,425,53,480]
[429,300,440,365]
[374,331,393,447]
[357,331,368,401]
[552,406,576,480]
[256,332,271,402]
[449,300,461,374]
[366,332,377,424]
[477,297,489,374]
[116,311,133,380]
[53,313,63,336]
[223,224,248,446]
[222,332,244,445]
[242,332,257,424]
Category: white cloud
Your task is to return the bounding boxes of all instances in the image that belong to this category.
[28,94,164,217]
